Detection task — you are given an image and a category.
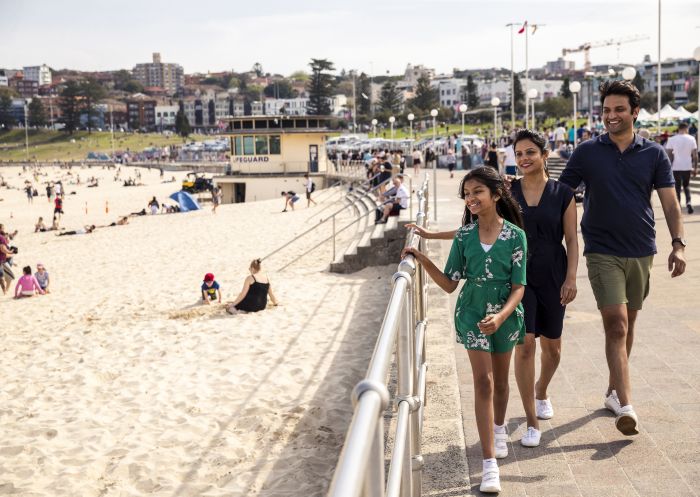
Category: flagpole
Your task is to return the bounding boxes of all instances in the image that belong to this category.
[525,23,529,130]
[506,23,516,132]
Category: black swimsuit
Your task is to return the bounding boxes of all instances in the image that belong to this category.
[235,275,269,312]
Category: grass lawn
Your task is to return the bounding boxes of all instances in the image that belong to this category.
[0,130,208,162]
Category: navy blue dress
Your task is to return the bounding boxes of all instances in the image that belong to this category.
[511,179,574,339]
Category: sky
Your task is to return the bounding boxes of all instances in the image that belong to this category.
[1,0,699,77]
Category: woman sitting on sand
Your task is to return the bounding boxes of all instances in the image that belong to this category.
[226,259,279,314]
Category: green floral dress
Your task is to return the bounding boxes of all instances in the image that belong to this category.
[443,220,527,353]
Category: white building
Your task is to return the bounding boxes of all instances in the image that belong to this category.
[23,64,51,86]
[636,57,700,104]
[155,105,179,128]
[263,94,348,117]
[478,78,563,106]
[433,78,466,108]
[0,75,8,87]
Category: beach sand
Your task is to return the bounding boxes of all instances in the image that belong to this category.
[0,164,393,496]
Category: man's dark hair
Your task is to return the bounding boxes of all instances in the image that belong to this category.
[678,122,689,130]
[599,80,641,110]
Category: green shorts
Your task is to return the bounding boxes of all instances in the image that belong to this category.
[585,253,653,311]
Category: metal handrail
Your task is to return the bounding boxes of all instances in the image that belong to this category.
[327,175,430,497]
[260,176,392,265]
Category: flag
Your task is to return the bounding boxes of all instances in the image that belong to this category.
[518,21,527,34]
[531,24,538,35]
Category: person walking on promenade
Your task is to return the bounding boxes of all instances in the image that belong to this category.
[665,122,698,214]
[303,173,317,208]
[558,80,686,436]
[510,129,579,447]
[412,148,422,175]
[403,167,527,493]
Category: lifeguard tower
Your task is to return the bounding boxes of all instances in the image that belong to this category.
[214,115,332,204]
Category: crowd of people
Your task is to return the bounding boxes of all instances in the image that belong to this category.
[403,79,690,493]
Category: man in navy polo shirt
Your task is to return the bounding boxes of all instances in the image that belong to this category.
[559,80,686,436]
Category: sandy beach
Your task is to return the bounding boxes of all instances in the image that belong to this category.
[0,164,393,496]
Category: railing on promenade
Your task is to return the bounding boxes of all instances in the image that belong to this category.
[260,175,394,270]
[327,175,430,497]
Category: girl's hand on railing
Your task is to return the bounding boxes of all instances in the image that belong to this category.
[405,223,428,238]
[401,246,425,263]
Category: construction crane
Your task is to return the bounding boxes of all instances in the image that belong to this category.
[562,35,650,72]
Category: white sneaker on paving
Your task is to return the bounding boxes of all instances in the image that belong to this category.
[520,426,541,447]
[536,398,554,419]
[480,463,501,493]
[494,431,509,459]
[604,390,621,415]
[616,405,639,436]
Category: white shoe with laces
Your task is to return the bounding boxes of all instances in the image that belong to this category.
[604,390,622,416]
[480,462,501,493]
[616,405,639,436]
[520,426,541,447]
[494,425,508,459]
[536,398,554,419]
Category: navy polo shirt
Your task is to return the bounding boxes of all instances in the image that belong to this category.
[559,133,674,258]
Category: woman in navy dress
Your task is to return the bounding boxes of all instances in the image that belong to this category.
[510,129,579,447]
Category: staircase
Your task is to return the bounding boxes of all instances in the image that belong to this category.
[329,187,411,274]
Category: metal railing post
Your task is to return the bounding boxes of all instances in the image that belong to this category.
[332,214,336,261]
[364,417,385,497]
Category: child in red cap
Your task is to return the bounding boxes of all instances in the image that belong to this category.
[201,273,221,305]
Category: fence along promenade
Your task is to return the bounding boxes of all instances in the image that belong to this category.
[327,175,430,497]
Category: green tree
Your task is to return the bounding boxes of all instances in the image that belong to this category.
[560,77,572,98]
[379,81,402,114]
[513,74,525,113]
[289,70,310,82]
[409,74,438,112]
[687,82,698,106]
[535,96,572,118]
[28,98,46,127]
[80,78,106,133]
[175,108,191,138]
[632,72,645,92]
[59,81,82,134]
[306,58,335,115]
[113,69,144,93]
[640,91,657,111]
[0,91,14,131]
[466,75,479,108]
[252,62,264,77]
[358,72,371,117]
[264,80,297,98]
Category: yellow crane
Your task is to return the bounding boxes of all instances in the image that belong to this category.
[562,35,650,72]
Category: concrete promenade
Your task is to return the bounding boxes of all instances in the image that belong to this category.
[421,167,700,496]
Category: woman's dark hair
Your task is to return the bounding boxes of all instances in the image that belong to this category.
[599,80,641,112]
[513,128,550,177]
[250,258,262,271]
[23,265,31,275]
[458,167,524,228]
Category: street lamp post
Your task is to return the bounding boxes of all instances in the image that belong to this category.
[24,101,29,163]
[430,108,438,221]
[569,81,582,148]
[459,103,467,135]
[527,88,538,130]
[694,47,700,151]
[109,105,116,164]
[407,113,415,164]
[389,115,395,141]
[491,97,501,145]
[371,118,378,138]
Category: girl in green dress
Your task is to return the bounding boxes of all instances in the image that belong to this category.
[402,166,526,494]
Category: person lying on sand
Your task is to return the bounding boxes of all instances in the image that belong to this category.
[57,225,96,236]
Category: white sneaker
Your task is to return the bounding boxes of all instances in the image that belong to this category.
[520,426,541,447]
[494,429,508,459]
[480,463,501,493]
[536,398,554,419]
[604,390,621,416]
[616,405,639,436]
